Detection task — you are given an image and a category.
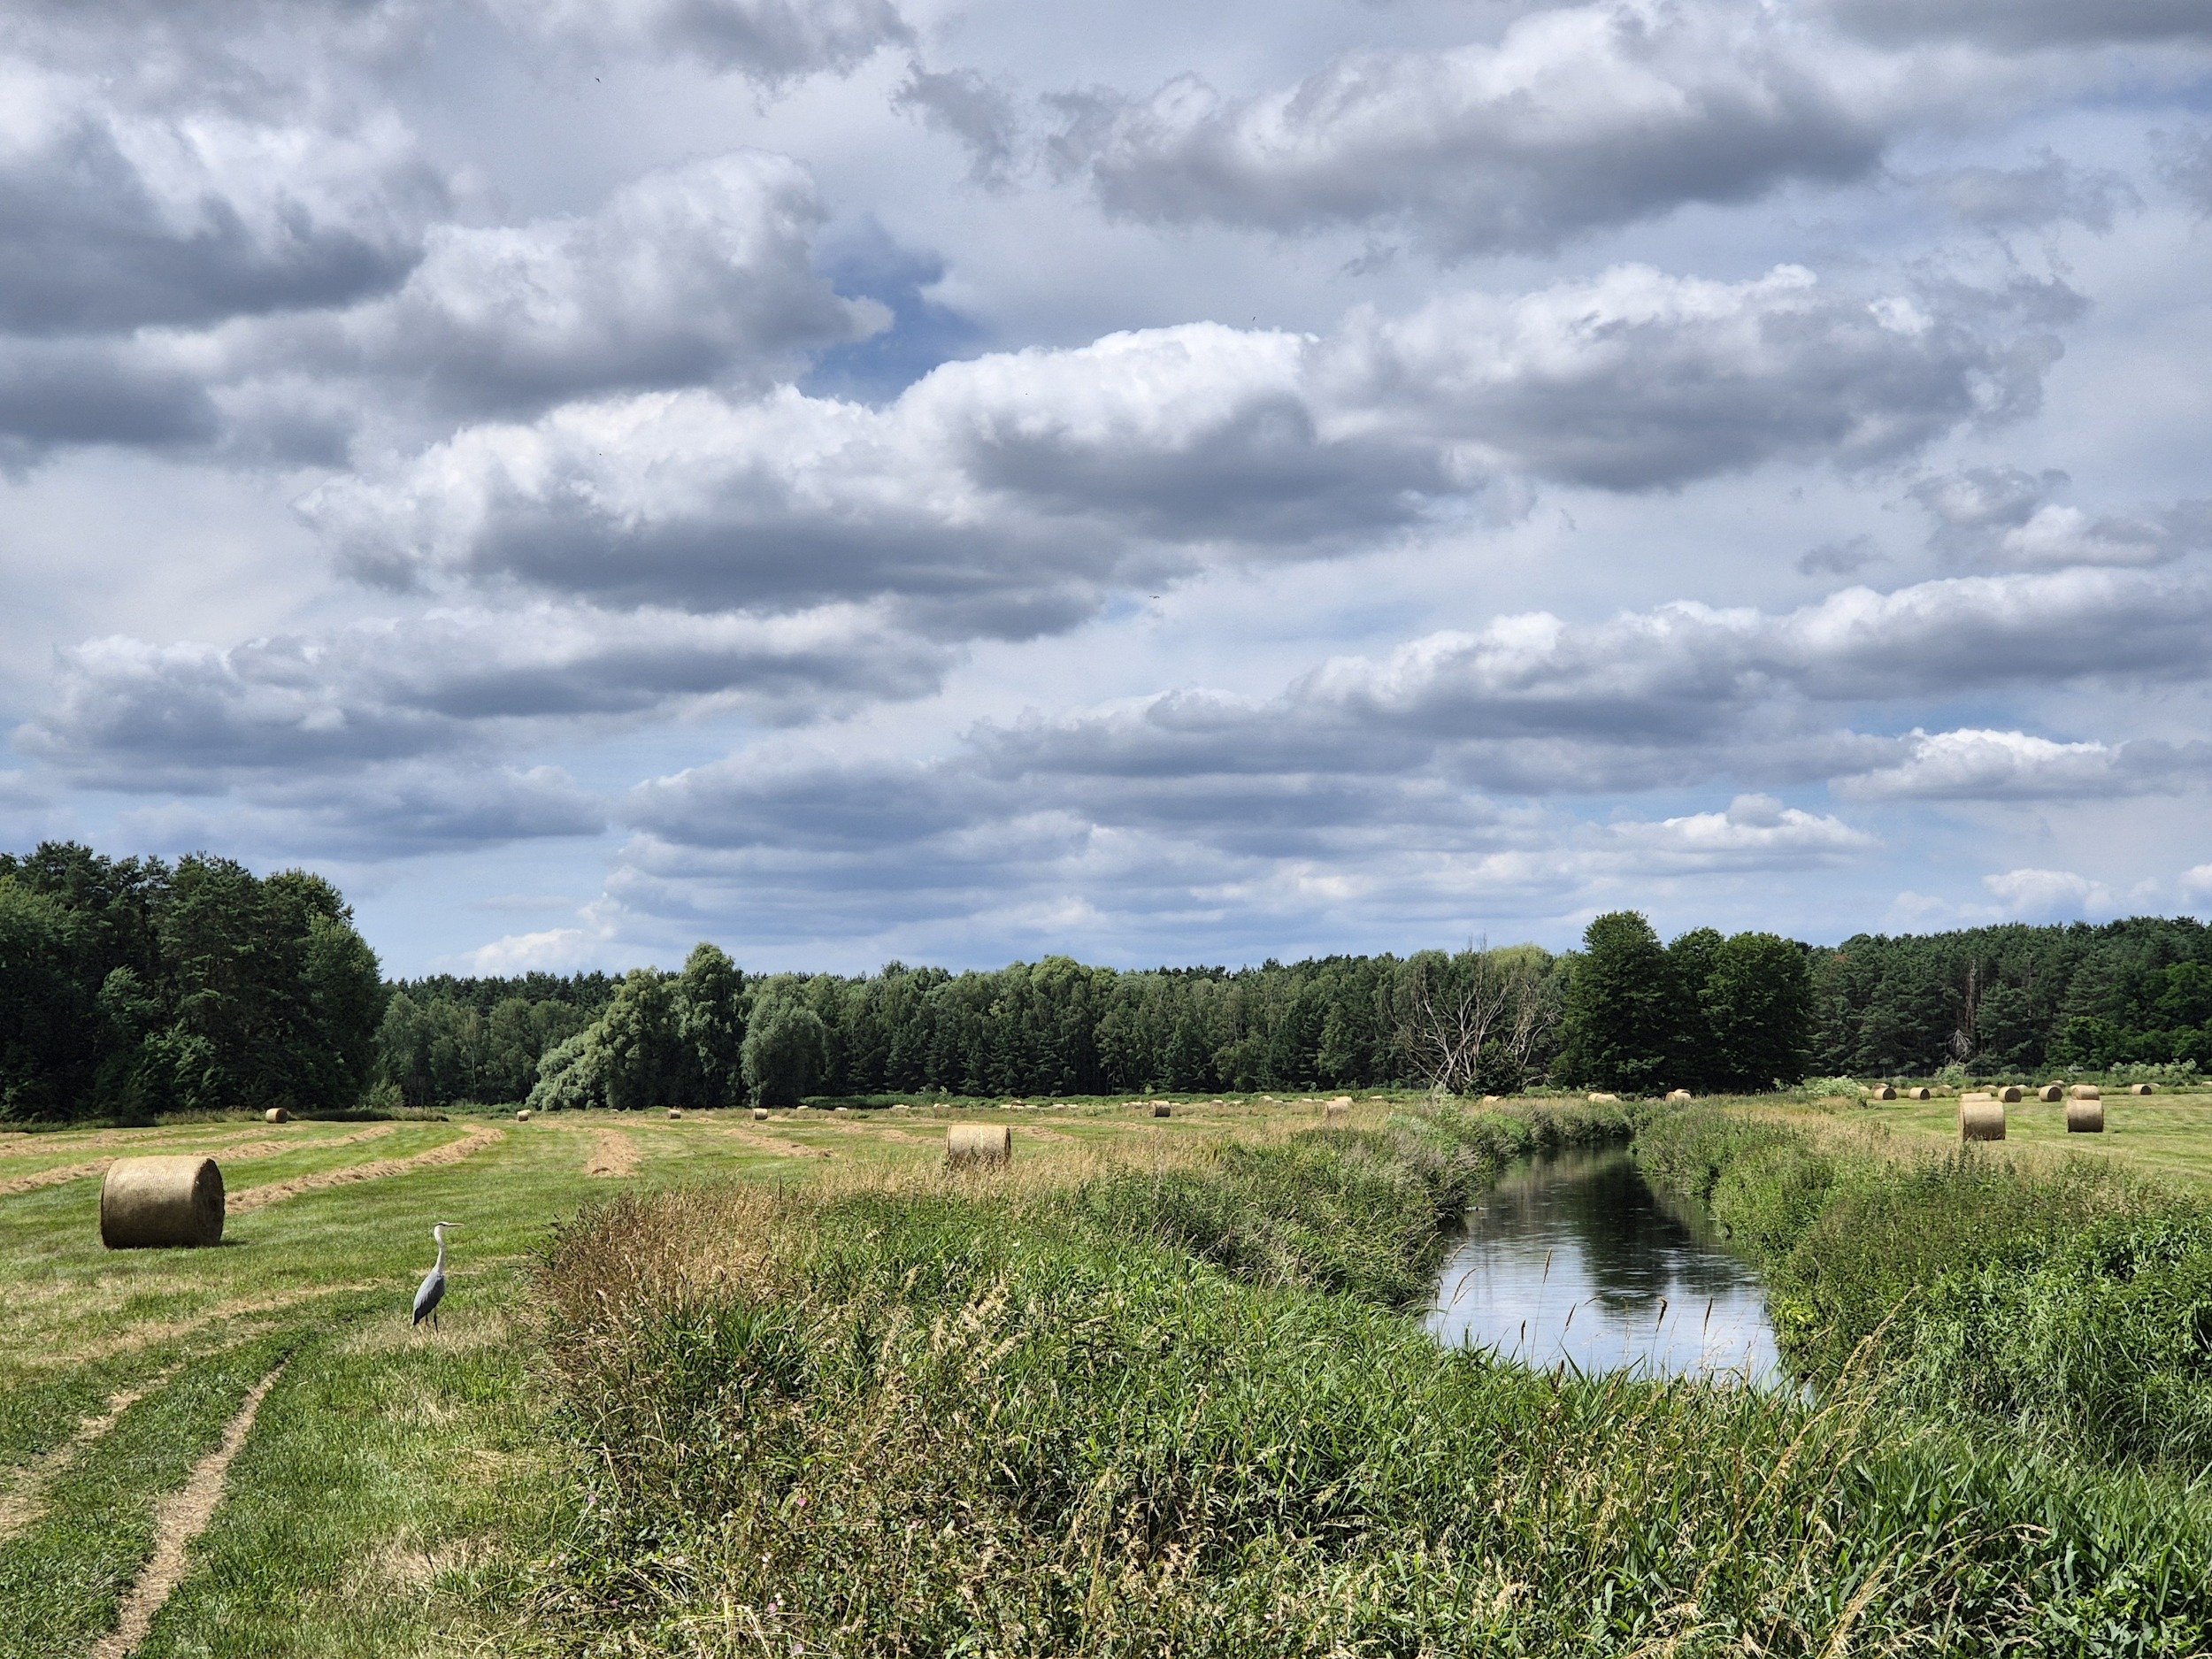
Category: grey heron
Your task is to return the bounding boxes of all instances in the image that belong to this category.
[412,1222,457,1328]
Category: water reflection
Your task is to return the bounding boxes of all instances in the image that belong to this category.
[1426,1147,1785,1385]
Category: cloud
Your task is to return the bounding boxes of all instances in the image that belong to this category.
[2183,864,2212,904]
[1983,866,2116,920]
[108,760,606,857]
[1819,0,2212,49]
[21,601,948,787]
[1911,466,2212,567]
[486,0,909,84]
[0,53,437,337]
[1833,728,2212,800]
[320,151,883,413]
[894,62,1023,190]
[1597,794,1876,870]
[1924,154,2137,231]
[1797,536,1879,576]
[2154,126,2212,216]
[304,263,2062,627]
[1051,1,1888,257]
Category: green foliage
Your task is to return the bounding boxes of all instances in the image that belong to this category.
[1813,916,2212,1076]
[1701,931,1812,1089]
[1559,912,1676,1092]
[741,996,829,1107]
[0,843,382,1121]
[676,942,747,1106]
[1640,1102,2212,1471]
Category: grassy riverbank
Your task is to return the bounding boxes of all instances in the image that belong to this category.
[541,1102,2212,1655]
[7,1091,2212,1653]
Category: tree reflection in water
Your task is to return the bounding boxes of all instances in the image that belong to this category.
[1426,1148,1784,1385]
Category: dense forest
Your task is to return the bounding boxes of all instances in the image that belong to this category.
[5,840,2210,1119]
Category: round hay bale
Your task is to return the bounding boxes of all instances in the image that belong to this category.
[1665,1089,1694,1102]
[1324,1102,1349,1125]
[1587,1093,1619,1103]
[516,1108,531,1122]
[752,1107,769,1121]
[2070,1084,2101,1101]
[101,1156,224,1249]
[1869,1085,1897,1101]
[1152,1103,1171,1118]
[2066,1099,2106,1133]
[946,1124,1011,1168]
[1959,1100,2007,1142]
[2129,1083,2155,1096]
[2035,1085,2063,1102]
[264,1107,289,1125]
[667,1108,682,1119]
[1995,1086,2024,1103]
[1906,1087,1932,1100]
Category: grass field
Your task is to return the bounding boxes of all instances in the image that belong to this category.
[0,1094,1390,1656]
[3,1087,2208,1655]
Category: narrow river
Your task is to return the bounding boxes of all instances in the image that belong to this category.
[1426,1146,1785,1385]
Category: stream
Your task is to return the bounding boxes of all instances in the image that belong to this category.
[1426,1146,1785,1385]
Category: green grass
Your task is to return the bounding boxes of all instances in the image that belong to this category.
[539,1114,2212,1655]
[9,1090,2212,1655]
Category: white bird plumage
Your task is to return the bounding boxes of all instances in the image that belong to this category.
[412,1221,457,1328]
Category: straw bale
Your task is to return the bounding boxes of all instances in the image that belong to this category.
[2129,1083,2155,1095]
[1995,1086,2024,1103]
[1869,1085,1896,1101]
[1153,1103,1171,1118]
[946,1124,1011,1167]
[2065,1099,2105,1133]
[753,1107,769,1121]
[1959,1100,2007,1142]
[1665,1089,1694,1102]
[1325,1102,1349,1125]
[101,1156,225,1249]
[2035,1085,2063,1102]
[264,1108,289,1125]
[516,1109,531,1121]
[2069,1084,2101,1101]
[1906,1087,1932,1100]
[668,1109,682,1119]
[1587,1093,1619,1103]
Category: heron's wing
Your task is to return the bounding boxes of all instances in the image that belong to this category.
[412,1269,445,1324]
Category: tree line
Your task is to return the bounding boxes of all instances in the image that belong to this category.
[8,839,2210,1119]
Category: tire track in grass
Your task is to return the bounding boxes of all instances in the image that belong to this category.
[86,1362,287,1659]
[0,1372,174,1542]
[228,1125,504,1212]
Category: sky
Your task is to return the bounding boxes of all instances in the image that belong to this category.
[1,0,2209,978]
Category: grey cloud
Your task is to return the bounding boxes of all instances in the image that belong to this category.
[1819,0,2212,48]
[0,338,219,460]
[306,264,2057,624]
[326,151,881,411]
[488,0,909,85]
[20,603,949,788]
[1912,466,2212,567]
[1797,536,1879,576]
[110,761,606,859]
[1051,1,1885,256]
[1833,728,2212,800]
[2154,127,2212,215]
[0,57,437,337]
[894,63,1024,190]
[1925,155,2138,231]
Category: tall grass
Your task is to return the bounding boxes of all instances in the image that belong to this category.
[534,1104,2212,1655]
[1637,1103,2212,1471]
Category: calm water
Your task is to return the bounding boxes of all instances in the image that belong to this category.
[1426,1147,1785,1385]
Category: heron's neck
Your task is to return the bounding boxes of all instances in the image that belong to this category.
[434,1233,448,1272]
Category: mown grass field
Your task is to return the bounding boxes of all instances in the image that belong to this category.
[0,1094,1392,1656]
[4,1087,2209,1655]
